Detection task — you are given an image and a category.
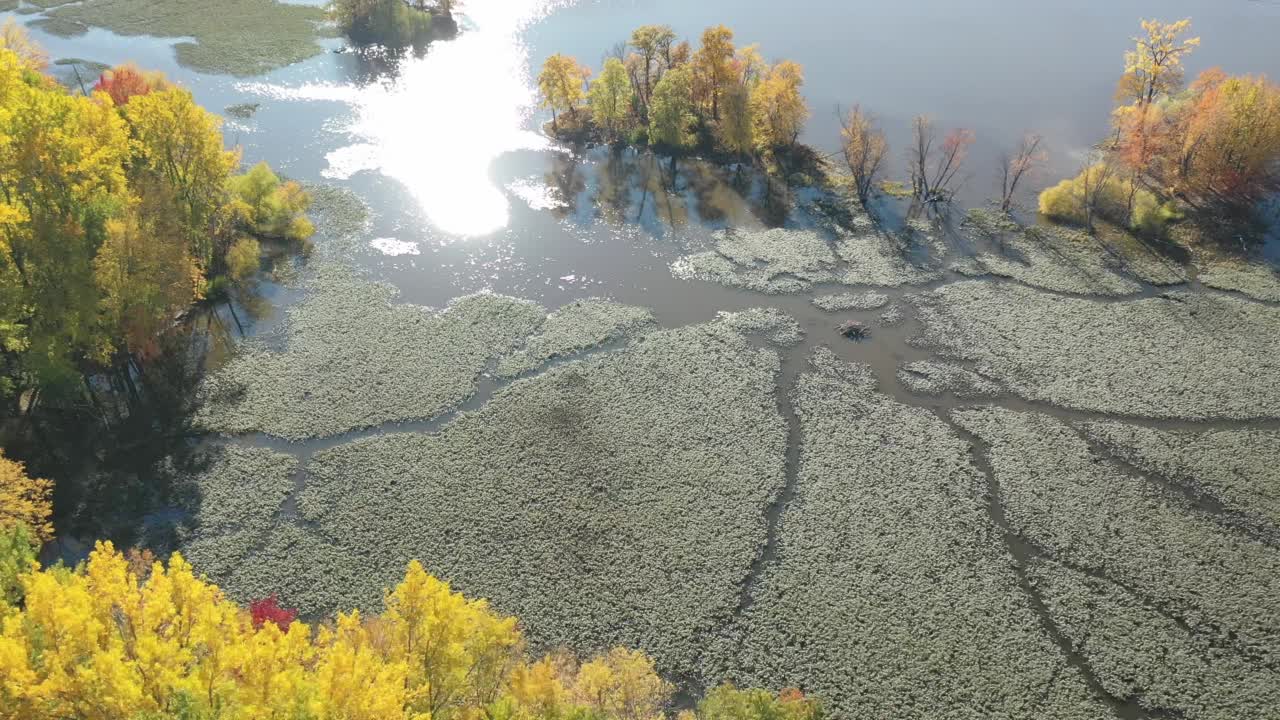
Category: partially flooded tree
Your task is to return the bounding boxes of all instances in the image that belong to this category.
[908,115,974,203]
[538,53,590,133]
[998,133,1046,212]
[840,105,888,208]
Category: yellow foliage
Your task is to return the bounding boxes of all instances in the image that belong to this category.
[0,451,52,542]
[751,60,808,151]
[0,540,814,719]
[1118,18,1199,106]
[538,53,591,128]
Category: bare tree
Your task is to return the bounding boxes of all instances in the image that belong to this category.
[840,105,888,209]
[908,115,974,203]
[998,133,1047,212]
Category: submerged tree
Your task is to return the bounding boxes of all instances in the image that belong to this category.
[840,105,888,208]
[998,133,1047,212]
[907,115,974,203]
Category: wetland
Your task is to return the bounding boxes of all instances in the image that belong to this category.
[4,0,1280,717]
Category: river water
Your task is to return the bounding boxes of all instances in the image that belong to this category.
[13,0,1279,325]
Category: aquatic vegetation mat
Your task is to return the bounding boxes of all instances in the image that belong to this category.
[197,266,545,440]
[955,406,1280,702]
[1081,421,1280,532]
[495,299,654,378]
[44,0,328,76]
[671,228,939,294]
[1194,256,1280,302]
[896,360,1004,399]
[1027,557,1280,720]
[211,313,791,677]
[911,281,1280,419]
[175,445,297,586]
[730,349,1109,719]
[810,291,888,312]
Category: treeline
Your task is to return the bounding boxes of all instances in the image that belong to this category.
[537,25,810,171]
[330,0,459,47]
[1039,18,1280,234]
[0,521,823,720]
[0,30,314,536]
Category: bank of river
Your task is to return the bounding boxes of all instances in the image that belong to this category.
[8,1,1280,718]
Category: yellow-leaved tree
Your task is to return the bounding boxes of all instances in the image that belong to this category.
[538,53,591,133]
[0,451,52,542]
[0,541,820,719]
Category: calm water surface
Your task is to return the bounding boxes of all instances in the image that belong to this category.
[9,0,1280,324]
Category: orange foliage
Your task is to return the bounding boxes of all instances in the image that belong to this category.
[93,64,171,106]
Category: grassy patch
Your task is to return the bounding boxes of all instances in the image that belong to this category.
[46,0,328,76]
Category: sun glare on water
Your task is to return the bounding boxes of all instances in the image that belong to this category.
[243,0,568,237]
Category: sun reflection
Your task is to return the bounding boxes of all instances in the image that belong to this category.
[241,0,570,237]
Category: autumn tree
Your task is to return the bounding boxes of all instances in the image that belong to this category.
[0,540,819,719]
[627,24,676,122]
[998,133,1047,212]
[0,451,53,542]
[751,61,808,152]
[93,211,204,358]
[696,685,824,720]
[692,25,736,120]
[649,65,697,165]
[0,19,46,72]
[124,88,239,268]
[538,53,590,133]
[840,105,888,208]
[589,56,634,141]
[1166,70,1280,209]
[0,48,131,397]
[92,63,172,106]
[228,162,315,241]
[907,115,974,203]
[1117,19,1199,108]
[717,82,755,165]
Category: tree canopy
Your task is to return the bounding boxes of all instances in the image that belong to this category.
[0,537,821,720]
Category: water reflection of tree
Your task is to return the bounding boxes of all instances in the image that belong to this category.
[545,151,586,219]
[594,148,638,225]
[637,153,689,230]
[752,175,792,227]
